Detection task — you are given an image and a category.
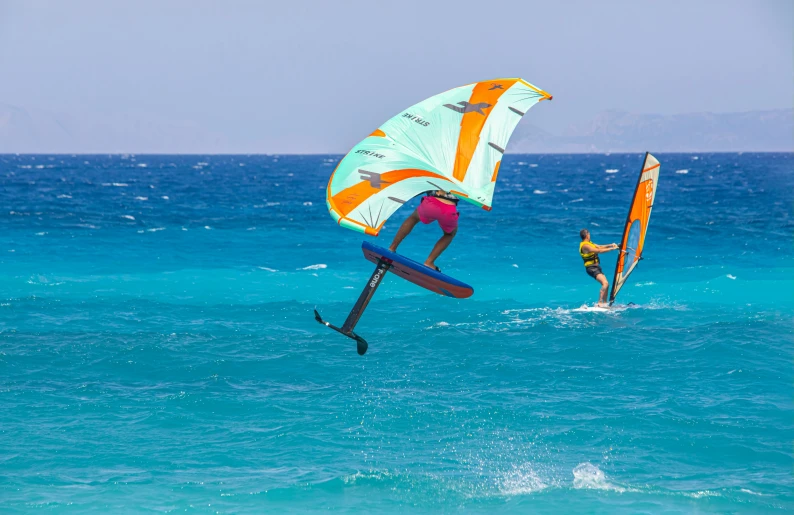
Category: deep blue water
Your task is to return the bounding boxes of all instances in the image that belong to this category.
[0,153,792,513]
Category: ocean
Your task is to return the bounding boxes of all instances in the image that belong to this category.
[1,153,792,513]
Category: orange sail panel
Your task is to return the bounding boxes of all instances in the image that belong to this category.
[451,79,516,182]
[609,152,661,304]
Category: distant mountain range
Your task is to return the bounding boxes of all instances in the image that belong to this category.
[0,103,228,154]
[0,102,791,154]
[509,109,793,153]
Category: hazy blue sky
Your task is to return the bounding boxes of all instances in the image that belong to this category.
[0,0,791,152]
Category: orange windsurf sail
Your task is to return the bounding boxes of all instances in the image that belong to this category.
[609,152,661,305]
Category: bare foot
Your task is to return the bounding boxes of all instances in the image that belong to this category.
[424,261,439,271]
[597,302,608,308]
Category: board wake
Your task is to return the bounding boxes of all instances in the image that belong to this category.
[573,303,634,313]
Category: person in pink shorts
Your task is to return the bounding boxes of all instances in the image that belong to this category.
[389,190,459,271]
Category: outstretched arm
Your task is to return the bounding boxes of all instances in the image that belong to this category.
[581,243,619,254]
[598,243,619,252]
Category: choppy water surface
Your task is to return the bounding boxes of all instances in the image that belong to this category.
[1,153,792,513]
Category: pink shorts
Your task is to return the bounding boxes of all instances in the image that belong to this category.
[417,196,459,234]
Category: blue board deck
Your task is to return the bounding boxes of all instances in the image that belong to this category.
[362,241,474,298]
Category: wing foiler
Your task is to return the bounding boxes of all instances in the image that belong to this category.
[326,78,552,235]
[317,78,552,355]
[609,152,661,305]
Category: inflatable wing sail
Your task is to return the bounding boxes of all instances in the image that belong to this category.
[609,152,661,304]
[326,78,552,235]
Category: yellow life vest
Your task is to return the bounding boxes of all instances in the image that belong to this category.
[579,241,600,267]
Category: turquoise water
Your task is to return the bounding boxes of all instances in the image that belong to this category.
[1,153,792,513]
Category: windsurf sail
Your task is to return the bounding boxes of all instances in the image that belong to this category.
[326,78,552,235]
[609,152,661,304]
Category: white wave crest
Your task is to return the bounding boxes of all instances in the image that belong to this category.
[533,190,547,195]
[27,275,64,286]
[685,490,719,499]
[740,488,769,496]
[605,169,619,174]
[676,169,689,174]
[300,264,327,270]
[572,463,624,492]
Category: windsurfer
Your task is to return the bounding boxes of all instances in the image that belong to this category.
[389,191,459,271]
[579,229,618,307]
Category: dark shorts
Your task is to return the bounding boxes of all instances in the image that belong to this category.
[585,265,603,280]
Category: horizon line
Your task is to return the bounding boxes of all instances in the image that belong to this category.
[2,150,793,156]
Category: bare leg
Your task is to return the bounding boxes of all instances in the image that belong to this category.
[596,273,609,306]
[425,228,457,269]
[389,210,421,252]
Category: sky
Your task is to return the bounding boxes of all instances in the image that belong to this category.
[0,0,792,153]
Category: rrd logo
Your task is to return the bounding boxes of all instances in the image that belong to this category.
[645,179,654,202]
